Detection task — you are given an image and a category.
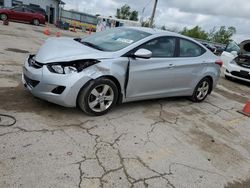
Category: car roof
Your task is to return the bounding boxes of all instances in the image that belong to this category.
[126,27,205,47]
[127,26,182,37]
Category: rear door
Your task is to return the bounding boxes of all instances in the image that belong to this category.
[171,38,207,92]
[23,8,36,22]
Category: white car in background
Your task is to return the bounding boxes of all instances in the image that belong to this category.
[221,40,250,82]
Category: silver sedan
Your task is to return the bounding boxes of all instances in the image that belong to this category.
[22,27,222,115]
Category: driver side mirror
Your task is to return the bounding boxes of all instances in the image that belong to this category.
[134,48,152,59]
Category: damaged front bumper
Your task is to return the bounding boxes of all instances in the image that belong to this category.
[22,55,92,107]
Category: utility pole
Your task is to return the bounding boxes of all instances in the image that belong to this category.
[149,0,158,28]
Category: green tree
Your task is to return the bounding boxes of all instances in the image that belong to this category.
[116,4,139,21]
[211,26,236,44]
[142,18,154,28]
[180,26,208,40]
[129,10,139,21]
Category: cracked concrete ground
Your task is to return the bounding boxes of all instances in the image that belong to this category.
[1,22,250,188]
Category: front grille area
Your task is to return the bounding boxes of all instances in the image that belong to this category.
[231,71,250,80]
[28,55,43,69]
[24,74,40,88]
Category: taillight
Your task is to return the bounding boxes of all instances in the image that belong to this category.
[215,60,223,67]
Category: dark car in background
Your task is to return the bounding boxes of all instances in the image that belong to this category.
[0,6,45,25]
[201,42,216,53]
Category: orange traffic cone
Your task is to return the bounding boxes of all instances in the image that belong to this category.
[56,31,61,37]
[238,100,250,117]
[44,25,50,36]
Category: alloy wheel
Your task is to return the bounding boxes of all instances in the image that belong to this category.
[88,84,114,112]
[1,14,7,21]
[33,19,39,26]
[196,80,209,100]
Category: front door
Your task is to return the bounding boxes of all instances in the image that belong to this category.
[126,37,178,99]
[9,7,26,21]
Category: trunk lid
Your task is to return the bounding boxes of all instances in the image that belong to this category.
[236,40,250,68]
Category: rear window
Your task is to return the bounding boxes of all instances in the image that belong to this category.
[179,39,205,57]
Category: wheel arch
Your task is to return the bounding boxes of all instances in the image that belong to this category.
[98,75,123,104]
[0,13,8,20]
[76,75,123,107]
[203,75,213,94]
[33,18,40,24]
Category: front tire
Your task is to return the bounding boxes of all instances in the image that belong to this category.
[78,78,118,116]
[0,14,8,21]
[190,77,212,102]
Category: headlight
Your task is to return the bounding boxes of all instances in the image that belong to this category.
[47,59,100,74]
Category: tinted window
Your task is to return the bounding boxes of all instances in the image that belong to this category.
[140,37,176,57]
[24,8,34,13]
[179,39,204,57]
[12,7,24,12]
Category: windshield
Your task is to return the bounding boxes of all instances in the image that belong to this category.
[225,41,240,53]
[81,28,151,52]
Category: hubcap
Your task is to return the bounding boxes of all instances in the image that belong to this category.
[196,81,209,100]
[88,84,114,112]
[1,14,7,21]
[34,20,39,25]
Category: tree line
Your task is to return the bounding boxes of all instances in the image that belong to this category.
[115,4,236,44]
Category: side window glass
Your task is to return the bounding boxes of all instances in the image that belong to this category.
[179,39,204,57]
[24,8,34,13]
[12,7,23,12]
[225,42,240,53]
[140,37,175,57]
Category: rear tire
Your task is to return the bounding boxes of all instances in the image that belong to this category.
[78,78,118,116]
[0,14,8,21]
[190,77,212,102]
[33,19,40,26]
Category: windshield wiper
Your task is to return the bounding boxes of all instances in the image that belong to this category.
[81,41,104,51]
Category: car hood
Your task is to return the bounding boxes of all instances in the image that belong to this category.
[239,40,250,56]
[35,37,113,63]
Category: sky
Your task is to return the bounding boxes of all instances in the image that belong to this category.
[63,0,250,42]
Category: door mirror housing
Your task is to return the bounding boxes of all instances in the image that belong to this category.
[134,48,152,59]
[231,51,238,57]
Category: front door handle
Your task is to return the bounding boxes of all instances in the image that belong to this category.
[167,64,175,68]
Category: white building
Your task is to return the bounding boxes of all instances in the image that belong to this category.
[1,0,64,24]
